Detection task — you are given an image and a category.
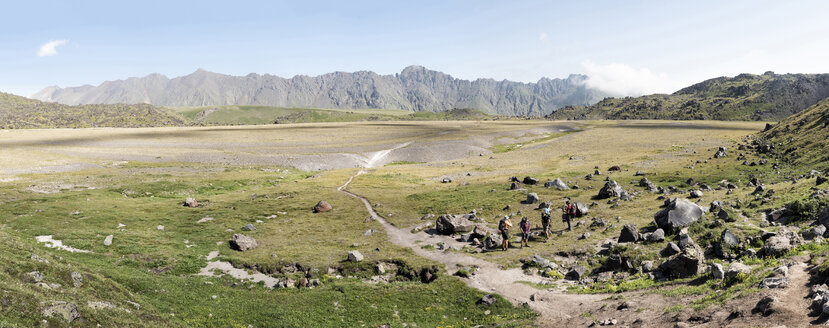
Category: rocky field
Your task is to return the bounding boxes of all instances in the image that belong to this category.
[2,119,828,327]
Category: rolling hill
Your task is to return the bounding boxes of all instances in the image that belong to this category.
[548,72,829,121]
[0,92,186,129]
[30,66,609,116]
[761,96,829,168]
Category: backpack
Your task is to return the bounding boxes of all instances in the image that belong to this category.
[567,204,577,215]
[498,219,506,231]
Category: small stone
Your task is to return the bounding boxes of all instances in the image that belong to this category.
[71,272,83,288]
[480,294,497,306]
[347,250,364,262]
[103,235,113,246]
[241,224,256,231]
[157,225,164,231]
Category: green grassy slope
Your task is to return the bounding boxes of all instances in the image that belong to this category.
[761,96,829,169]
[548,72,829,121]
[0,92,187,129]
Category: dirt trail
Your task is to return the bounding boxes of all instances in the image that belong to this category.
[337,142,601,325]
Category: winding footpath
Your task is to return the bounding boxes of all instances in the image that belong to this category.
[337,142,601,325]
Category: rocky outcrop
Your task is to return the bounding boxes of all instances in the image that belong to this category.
[654,198,705,233]
[435,214,475,235]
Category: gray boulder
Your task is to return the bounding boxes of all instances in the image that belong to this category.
[618,224,639,243]
[654,198,705,233]
[659,244,705,278]
[435,214,475,235]
[565,265,587,281]
[725,262,751,280]
[575,202,589,217]
[522,177,538,185]
[760,277,790,289]
[103,235,113,246]
[710,263,725,280]
[229,234,258,251]
[818,206,829,229]
[510,182,521,190]
[42,302,80,323]
[597,180,624,199]
[545,178,569,190]
[347,250,364,262]
[763,235,794,257]
[802,225,827,240]
[690,190,703,198]
[480,294,497,306]
[646,229,665,242]
[524,192,539,204]
[483,234,503,250]
[70,272,82,288]
[241,224,256,231]
[754,295,779,315]
[661,242,681,257]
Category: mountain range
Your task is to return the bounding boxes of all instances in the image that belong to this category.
[31,66,609,116]
[547,72,829,121]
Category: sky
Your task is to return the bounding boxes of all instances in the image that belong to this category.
[3,0,829,97]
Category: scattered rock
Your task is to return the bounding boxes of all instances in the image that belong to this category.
[313,201,333,213]
[435,214,475,235]
[597,180,625,199]
[608,165,621,172]
[441,177,453,183]
[772,265,788,277]
[659,244,705,278]
[184,198,198,207]
[565,265,587,281]
[710,263,725,280]
[510,182,522,190]
[42,302,80,323]
[661,242,681,257]
[725,262,750,280]
[654,198,705,233]
[818,176,828,186]
[523,177,538,185]
[87,301,116,310]
[524,193,539,204]
[753,295,780,316]
[480,294,497,306]
[157,225,164,231]
[229,234,258,251]
[763,235,794,257]
[241,224,256,231]
[634,171,646,176]
[646,229,665,242]
[103,235,113,246]
[347,251,364,262]
[545,178,569,190]
[760,277,790,289]
[70,272,82,288]
[22,271,44,283]
[618,224,639,243]
[690,190,703,198]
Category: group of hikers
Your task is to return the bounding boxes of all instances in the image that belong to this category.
[496,199,579,251]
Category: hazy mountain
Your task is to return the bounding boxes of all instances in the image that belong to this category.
[0,92,185,129]
[31,66,609,116]
[547,72,829,121]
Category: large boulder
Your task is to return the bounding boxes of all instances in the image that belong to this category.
[565,265,587,281]
[435,214,475,235]
[597,180,624,199]
[313,201,332,213]
[229,234,258,251]
[654,198,705,233]
[725,262,751,280]
[659,244,705,278]
[818,206,829,229]
[522,177,538,185]
[347,251,364,262]
[483,234,503,250]
[574,202,589,217]
[646,228,665,242]
[545,178,569,190]
[763,235,795,257]
[618,224,639,243]
[524,193,539,204]
[718,229,739,257]
[510,181,522,190]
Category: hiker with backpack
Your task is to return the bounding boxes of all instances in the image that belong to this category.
[498,215,512,251]
[541,205,552,241]
[519,216,531,248]
[562,200,577,231]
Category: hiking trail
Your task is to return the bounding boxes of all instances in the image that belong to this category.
[337,141,601,325]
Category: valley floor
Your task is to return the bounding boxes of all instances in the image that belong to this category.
[2,120,825,327]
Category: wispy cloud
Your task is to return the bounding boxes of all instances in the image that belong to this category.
[580,60,684,96]
[37,40,68,57]
[538,33,548,41]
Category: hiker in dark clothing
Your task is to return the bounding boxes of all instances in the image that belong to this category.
[562,200,576,231]
[498,215,512,251]
[519,216,531,248]
[541,205,552,241]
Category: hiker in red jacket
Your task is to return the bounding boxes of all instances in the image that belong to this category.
[562,200,577,231]
[519,216,531,248]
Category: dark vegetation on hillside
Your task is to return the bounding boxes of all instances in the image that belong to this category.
[0,92,186,129]
[761,97,829,169]
[548,72,829,121]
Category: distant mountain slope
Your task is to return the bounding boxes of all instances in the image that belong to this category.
[31,66,609,116]
[0,92,186,129]
[761,96,829,168]
[547,72,829,121]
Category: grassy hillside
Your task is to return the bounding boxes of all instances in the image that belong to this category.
[548,72,829,121]
[761,96,829,169]
[174,105,494,125]
[0,92,187,129]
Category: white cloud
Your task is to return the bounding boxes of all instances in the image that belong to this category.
[37,40,68,57]
[538,33,548,41]
[580,60,684,96]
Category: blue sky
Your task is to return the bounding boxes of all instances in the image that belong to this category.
[3,0,829,97]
